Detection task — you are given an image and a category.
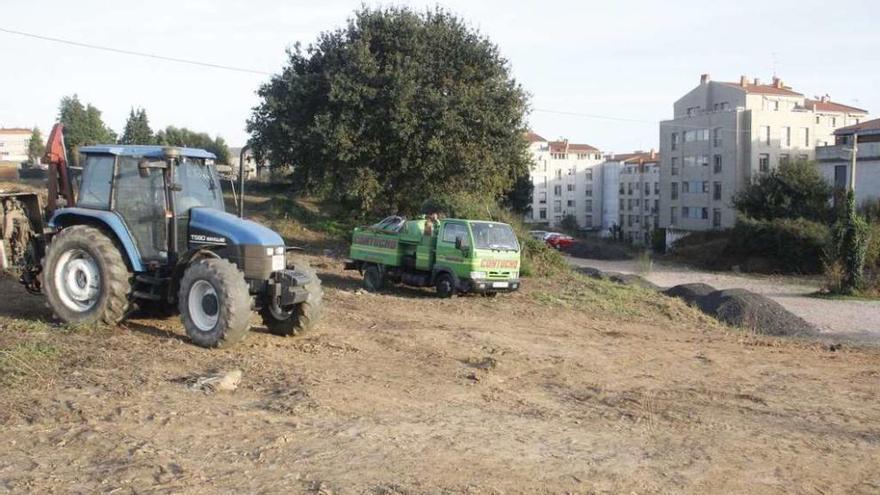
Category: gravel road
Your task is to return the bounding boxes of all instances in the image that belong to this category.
[567,256,880,343]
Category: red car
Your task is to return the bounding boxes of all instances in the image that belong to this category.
[544,232,574,250]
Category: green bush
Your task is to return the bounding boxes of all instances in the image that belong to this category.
[728,217,830,273]
[866,222,880,270]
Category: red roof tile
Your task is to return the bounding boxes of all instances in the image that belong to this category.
[719,82,803,97]
[524,131,547,143]
[834,117,880,135]
[548,140,599,153]
[612,151,660,164]
[805,99,868,114]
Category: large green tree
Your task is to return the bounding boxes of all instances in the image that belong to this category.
[119,107,154,145]
[57,95,117,164]
[733,159,833,223]
[247,6,532,214]
[27,127,45,165]
[155,126,230,163]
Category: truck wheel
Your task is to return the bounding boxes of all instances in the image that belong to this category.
[178,258,252,348]
[363,264,384,292]
[435,273,455,298]
[43,225,132,325]
[260,265,323,336]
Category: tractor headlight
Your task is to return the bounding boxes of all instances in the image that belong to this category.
[275,246,285,255]
[469,271,487,280]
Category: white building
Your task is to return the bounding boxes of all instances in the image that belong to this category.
[524,132,604,229]
[609,151,661,245]
[816,118,880,206]
[0,128,32,164]
[659,74,868,232]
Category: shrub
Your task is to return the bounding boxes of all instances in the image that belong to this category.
[559,214,579,234]
[728,217,830,273]
[732,159,833,223]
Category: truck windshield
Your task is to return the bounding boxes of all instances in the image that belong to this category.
[174,157,224,212]
[471,222,519,251]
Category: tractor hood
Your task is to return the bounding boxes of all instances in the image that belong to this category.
[188,208,283,247]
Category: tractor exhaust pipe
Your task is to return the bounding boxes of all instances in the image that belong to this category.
[238,144,250,218]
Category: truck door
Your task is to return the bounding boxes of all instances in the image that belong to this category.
[435,222,470,276]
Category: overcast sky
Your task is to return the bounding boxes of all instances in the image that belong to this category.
[1,0,877,154]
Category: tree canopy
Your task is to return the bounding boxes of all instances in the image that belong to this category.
[247,6,532,214]
[27,127,45,165]
[58,95,117,164]
[155,126,231,164]
[119,107,154,145]
[733,159,833,223]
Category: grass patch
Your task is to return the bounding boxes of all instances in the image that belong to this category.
[532,272,685,320]
[0,341,61,386]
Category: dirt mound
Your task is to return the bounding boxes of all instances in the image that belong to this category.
[697,289,818,337]
[663,283,716,305]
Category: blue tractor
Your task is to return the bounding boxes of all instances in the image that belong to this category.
[0,126,322,347]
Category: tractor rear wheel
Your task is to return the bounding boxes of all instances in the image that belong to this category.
[178,258,252,348]
[363,264,384,292]
[260,264,323,337]
[43,225,132,325]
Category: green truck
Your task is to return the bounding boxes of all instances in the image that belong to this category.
[346,216,521,297]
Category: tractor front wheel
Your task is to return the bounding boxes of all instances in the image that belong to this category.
[178,258,252,348]
[260,265,323,337]
[43,225,132,325]
[362,264,384,292]
[435,273,456,298]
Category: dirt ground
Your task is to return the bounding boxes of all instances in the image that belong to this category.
[2,253,880,494]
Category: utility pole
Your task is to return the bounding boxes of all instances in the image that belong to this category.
[850,133,859,193]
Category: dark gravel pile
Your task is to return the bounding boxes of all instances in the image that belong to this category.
[697,289,817,337]
[663,283,716,305]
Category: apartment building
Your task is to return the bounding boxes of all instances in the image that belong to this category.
[659,74,868,232]
[816,117,880,206]
[525,132,604,229]
[612,151,661,245]
[0,128,32,164]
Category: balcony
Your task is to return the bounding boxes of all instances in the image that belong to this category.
[816,142,880,162]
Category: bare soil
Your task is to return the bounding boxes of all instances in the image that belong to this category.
[1,191,879,493]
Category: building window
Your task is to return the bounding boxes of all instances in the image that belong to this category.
[585,215,593,227]
[566,199,575,207]
[671,182,679,200]
[585,200,593,210]
[671,133,678,150]
[713,127,722,147]
[654,182,660,194]
[585,169,593,181]
[653,199,659,213]
[682,206,689,218]
[713,154,722,174]
[538,192,547,204]
[702,207,709,219]
[759,154,770,172]
[804,128,810,147]
[670,207,678,224]
[539,208,547,219]
[713,182,721,200]
[671,157,679,175]
[567,184,575,192]
[619,183,624,194]
[713,208,721,228]
[585,187,592,197]
[682,181,690,193]
[644,182,650,195]
[627,199,633,210]
[619,198,624,210]
[554,185,562,196]
[815,116,821,124]
[699,155,709,167]
[798,154,809,161]
[779,154,790,165]
[556,169,563,179]
[553,200,562,213]
[761,126,771,145]
[701,181,709,193]
[832,117,837,127]
[785,127,792,147]
[628,183,633,195]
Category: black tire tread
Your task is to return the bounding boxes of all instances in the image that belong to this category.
[42,225,132,325]
[178,258,252,348]
[259,264,323,337]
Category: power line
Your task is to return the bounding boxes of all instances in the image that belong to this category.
[0,26,273,76]
[532,108,656,125]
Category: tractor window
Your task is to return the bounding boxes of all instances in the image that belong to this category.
[174,158,224,213]
[77,155,115,209]
[115,157,168,262]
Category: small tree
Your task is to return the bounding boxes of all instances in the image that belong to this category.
[831,191,869,294]
[27,127,45,165]
[559,214,579,233]
[119,107,154,145]
[58,95,116,164]
[733,159,833,222]
[155,126,231,163]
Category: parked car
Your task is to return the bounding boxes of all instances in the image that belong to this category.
[528,230,549,241]
[544,232,574,250]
